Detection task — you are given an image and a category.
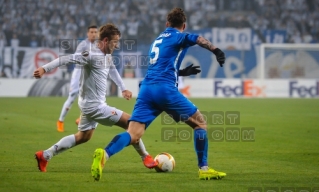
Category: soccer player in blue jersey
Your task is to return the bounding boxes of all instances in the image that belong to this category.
[91,8,226,181]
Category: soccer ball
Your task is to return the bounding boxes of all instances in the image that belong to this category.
[154,152,175,172]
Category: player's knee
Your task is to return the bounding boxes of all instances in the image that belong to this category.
[194,125,207,130]
[186,110,207,129]
[127,122,145,144]
[196,121,207,130]
[115,112,130,129]
[185,119,207,130]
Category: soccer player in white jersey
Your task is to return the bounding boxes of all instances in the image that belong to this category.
[33,23,157,172]
[57,25,98,132]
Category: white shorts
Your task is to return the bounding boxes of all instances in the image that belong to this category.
[78,103,123,131]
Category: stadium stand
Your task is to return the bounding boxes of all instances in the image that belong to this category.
[0,0,318,48]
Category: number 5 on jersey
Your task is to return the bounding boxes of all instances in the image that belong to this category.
[150,39,163,64]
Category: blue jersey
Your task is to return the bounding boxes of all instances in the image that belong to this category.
[142,27,198,86]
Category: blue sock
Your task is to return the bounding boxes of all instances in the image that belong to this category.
[105,132,131,157]
[194,128,208,168]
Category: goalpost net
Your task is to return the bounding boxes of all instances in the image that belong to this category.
[259,44,319,79]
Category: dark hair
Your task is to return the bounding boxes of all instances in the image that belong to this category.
[167,8,186,28]
[99,23,121,40]
[87,25,98,31]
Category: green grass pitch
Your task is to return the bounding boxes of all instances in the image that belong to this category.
[0,97,318,192]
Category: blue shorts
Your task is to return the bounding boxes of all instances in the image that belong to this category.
[129,83,197,128]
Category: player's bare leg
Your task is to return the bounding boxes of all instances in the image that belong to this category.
[115,113,157,168]
[74,129,95,144]
[127,121,146,144]
[185,110,226,180]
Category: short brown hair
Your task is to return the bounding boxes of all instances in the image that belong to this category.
[167,8,186,28]
[99,23,121,41]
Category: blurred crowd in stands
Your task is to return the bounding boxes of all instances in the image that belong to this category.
[0,0,318,48]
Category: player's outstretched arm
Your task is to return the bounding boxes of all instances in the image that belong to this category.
[196,36,225,67]
[33,54,86,79]
[108,65,132,100]
[33,56,67,79]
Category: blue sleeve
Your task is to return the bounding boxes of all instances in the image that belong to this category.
[177,33,199,48]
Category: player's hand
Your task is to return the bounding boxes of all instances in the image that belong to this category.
[33,67,46,79]
[179,64,201,76]
[122,90,132,100]
[212,48,225,67]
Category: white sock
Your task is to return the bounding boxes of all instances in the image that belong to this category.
[104,150,109,160]
[58,94,76,121]
[200,166,209,171]
[132,138,149,158]
[43,134,76,160]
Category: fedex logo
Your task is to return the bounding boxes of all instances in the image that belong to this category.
[289,81,319,98]
[243,80,266,97]
[214,80,266,97]
[214,80,243,97]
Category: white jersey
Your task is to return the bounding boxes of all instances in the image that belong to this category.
[69,67,81,94]
[43,49,126,114]
[76,39,94,54]
[70,39,94,93]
